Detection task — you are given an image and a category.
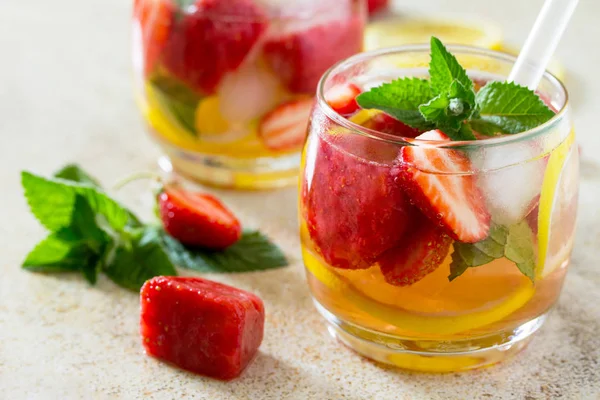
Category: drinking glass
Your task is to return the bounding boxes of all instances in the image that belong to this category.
[133,0,365,189]
[300,45,578,371]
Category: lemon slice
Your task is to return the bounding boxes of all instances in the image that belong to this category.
[195,96,252,144]
[364,17,503,51]
[303,247,534,335]
[536,130,576,278]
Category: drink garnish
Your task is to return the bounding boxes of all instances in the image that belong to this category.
[356,36,555,140]
[21,164,287,291]
[356,37,550,282]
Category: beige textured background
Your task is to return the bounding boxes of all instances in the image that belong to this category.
[1,0,599,399]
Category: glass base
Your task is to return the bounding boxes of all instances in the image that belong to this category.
[158,149,300,190]
[313,300,547,373]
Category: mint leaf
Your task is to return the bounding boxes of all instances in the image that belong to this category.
[103,227,177,291]
[23,195,111,284]
[54,164,101,188]
[158,229,288,273]
[429,37,473,95]
[150,75,201,137]
[23,231,89,272]
[22,172,141,232]
[356,77,434,129]
[419,94,449,122]
[449,224,508,281]
[449,222,536,282]
[472,81,554,134]
[505,220,536,281]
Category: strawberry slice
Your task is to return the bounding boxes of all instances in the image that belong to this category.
[161,0,269,95]
[325,83,361,115]
[362,112,423,138]
[134,0,175,77]
[392,129,491,243]
[158,185,242,249]
[377,216,452,286]
[302,128,415,270]
[263,16,364,94]
[258,98,314,151]
[367,0,389,15]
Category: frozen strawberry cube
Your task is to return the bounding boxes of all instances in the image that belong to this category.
[140,276,265,380]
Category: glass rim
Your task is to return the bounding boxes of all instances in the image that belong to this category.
[177,1,362,22]
[316,44,570,149]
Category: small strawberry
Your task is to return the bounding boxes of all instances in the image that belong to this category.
[325,83,361,115]
[158,185,242,249]
[367,0,389,15]
[362,112,423,138]
[134,0,175,77]
[263,16,364,94]
[161,0,269,95]
[392,129,491,243]
[377,215,452,286]
[258,98,314,151]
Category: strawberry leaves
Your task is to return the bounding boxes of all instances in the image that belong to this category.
[356,36,554,141]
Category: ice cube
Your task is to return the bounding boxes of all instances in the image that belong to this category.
[475,144,545,226]
[217,62,282,123]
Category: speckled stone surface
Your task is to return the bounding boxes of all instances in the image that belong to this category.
[1,0,599,399]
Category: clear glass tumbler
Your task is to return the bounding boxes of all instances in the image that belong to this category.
[132,0,365,189]
[299,45,578,372]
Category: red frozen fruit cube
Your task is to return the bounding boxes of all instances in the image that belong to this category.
[140,276,265,380]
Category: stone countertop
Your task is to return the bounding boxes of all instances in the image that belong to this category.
[1,0,599,399]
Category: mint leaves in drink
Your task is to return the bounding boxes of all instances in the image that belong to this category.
[449,222,536,282]
[356,37,554,140]
[21,166,287,291]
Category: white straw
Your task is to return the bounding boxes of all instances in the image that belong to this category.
[508,0,579,90]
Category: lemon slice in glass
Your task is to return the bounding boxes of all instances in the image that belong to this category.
[536,130,576,278]
[303,247,534,336]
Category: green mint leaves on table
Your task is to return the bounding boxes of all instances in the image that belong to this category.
[157,229,288,273]
[356,36,554,140]
[21,165,288,291]
[449,221,536,282]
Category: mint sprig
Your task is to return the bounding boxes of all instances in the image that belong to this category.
[22,165,288,291]
[157,229,288,273]
[356,36,554,140]
[356,77,434,130]
[449,221,536,282]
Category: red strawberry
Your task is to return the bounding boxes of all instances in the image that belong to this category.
[158,185,242,249]
[134,0,175,77]
[362,112,423,138]
[367,0,389,15]
[325,83,361,115]
[377,216,452,286]
[392,130,491,243]
[161,0,269,95]
[263,16,364,94]
[140,276,264,380]
[258,98,314,151]
[302,130,414,269]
